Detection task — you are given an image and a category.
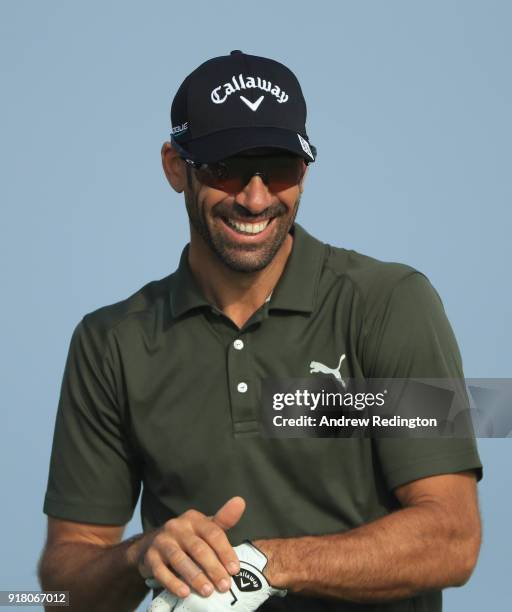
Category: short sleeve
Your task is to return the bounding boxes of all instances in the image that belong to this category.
[364,272,483,490]
[43,317,142,525]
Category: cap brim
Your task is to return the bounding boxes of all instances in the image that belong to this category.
[179,127,316,163]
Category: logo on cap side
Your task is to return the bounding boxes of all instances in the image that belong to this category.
[211,73,289,108]
[171,122,189,136]
[298,134,314,160]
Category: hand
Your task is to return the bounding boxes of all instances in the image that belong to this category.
[147,542,286,611]
[134,497,246,599]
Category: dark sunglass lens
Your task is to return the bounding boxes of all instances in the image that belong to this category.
[194,156,305,193]
[196,163,244,192]
[266,157,305,191]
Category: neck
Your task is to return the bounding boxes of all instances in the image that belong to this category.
[188,229,293,329]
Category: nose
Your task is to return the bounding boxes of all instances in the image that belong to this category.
[235,174,273,214]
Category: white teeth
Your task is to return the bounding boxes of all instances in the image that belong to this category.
[226,218,270,234]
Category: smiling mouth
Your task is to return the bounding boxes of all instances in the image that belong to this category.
[223,217,273,235]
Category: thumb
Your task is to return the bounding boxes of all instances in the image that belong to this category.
[213,496,246,530]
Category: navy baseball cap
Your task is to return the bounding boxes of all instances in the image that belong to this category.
[170,50,316,163]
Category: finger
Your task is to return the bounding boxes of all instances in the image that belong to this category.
[165,547,215,597]
[195,520,241,576]
[152,562,191,599]
[182,534,233,592]
[213,496,246,531]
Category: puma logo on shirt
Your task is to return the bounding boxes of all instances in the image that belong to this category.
[309,353,347,389]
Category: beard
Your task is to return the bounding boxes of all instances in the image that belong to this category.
[184,186,301,273]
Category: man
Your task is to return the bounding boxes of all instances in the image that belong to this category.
[38,51,482,612]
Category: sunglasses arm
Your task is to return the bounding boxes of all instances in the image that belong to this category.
[170,135,203,167]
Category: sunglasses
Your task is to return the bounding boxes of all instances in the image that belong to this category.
[170,136,314,193]
[184,154,308,193]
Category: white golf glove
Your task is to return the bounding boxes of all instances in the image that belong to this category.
[146,541,286,611]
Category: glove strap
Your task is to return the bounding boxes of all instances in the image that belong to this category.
[235,541,287,598]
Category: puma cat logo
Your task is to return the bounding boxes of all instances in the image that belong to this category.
[309,353,347,389]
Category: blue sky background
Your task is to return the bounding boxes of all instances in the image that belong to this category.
[1,1,510,610]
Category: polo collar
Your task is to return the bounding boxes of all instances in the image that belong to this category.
[267,222,326,313]
[170,245,210,317]
[169,222,326,318]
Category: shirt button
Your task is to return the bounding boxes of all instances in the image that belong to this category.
[233,339,244,350]
[237,382,248,393]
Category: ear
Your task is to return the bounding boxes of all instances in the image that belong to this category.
[161,142,187,193]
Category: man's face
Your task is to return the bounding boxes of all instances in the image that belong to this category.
[183,149,306,273]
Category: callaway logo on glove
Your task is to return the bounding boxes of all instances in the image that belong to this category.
[146,541,286,611]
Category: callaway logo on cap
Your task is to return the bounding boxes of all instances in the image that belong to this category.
[170,50,316,163]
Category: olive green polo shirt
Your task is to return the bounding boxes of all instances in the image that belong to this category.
[43,222,482,612]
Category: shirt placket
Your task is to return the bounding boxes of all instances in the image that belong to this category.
[226,332,260,436]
